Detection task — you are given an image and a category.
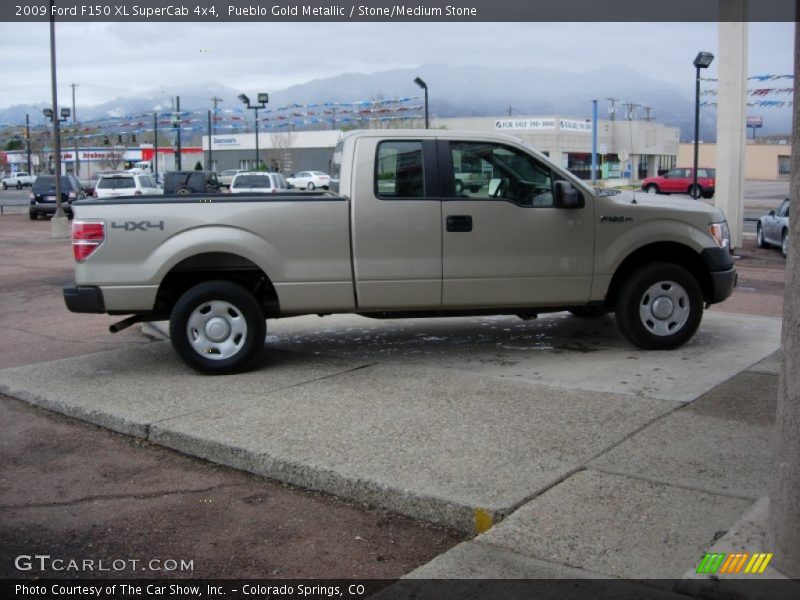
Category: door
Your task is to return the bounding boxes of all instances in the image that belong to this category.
[662,168,687,193]
[441,140,594,308]
[351,137,443,310]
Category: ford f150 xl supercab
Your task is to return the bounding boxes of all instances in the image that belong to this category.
[63,130,736,374]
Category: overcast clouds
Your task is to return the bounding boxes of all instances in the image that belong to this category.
[0,21,793,109]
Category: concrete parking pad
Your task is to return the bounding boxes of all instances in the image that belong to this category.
[472,469,753,579]
[149,364,676,532]
[0,342,677,532]
[266,311,782,402]
[0,343,372,437]
[590,370,778,498]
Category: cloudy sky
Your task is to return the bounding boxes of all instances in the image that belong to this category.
[0,21,793,109]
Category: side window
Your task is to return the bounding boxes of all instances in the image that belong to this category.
[375,141,425,198]
[665,169,680,179]
[450,141,553,207]
[779,200,789,218]
[696,169,707,178]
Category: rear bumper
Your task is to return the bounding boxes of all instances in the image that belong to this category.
[63,285,105,313]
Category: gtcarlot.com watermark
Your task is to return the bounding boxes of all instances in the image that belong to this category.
[14,554,194,573]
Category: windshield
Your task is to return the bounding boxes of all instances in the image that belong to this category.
[233,175,273,188]
[97,177,135,189]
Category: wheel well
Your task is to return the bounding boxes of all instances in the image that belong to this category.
[606,243,713,306]
[155,252,280,317]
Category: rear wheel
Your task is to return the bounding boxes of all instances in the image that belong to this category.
[1,182,7,190]
[688,184,702,199]
[307,182,315,191]
[170,280,265,375]
[645,184,659,194]
[615,263,703,350]
[782,229,789,258]
[176,187,192,195]
[756,223,768,248]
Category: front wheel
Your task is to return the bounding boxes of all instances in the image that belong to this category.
[615,263,703,350]
[307,182,315,191]
[170,280,265,374]
[645,184,659,195]
[1,182,7,190]
[756,223,768,248]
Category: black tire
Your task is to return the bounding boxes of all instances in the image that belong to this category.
[28,210,38,220]
[702,190,714,199]
[615,263,703,350]
[307,182,315,191]
[782,229,788,258]
[756,223,768,249]
[569,305,610,318]
[16,182,22,190]
[1,182,7,190]
[455,180,464,194]
[645,184,659,195]
[688,184,702,199]
[176,187,192,195]
[170,280,265,375]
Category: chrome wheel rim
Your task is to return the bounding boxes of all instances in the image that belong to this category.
[639,280,690,337]
[783,234,788,256]
[757,226,764,246]
[647,186,656,194]
[187,300,248,360]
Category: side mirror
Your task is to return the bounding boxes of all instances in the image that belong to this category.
[554,180,584,209]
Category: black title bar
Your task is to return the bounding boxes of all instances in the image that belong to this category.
[2,0,796,22]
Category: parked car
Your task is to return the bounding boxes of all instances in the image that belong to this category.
[757,197,789,257]
[2,171,35,189]
[29,174,85,219]
[641,168,716,199]
[94,173,162,199]
[218,169,243,188]
[163,171,221,195]
[286,171,330,190]
[229,172,289,194]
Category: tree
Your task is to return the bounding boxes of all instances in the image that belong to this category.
[269,130,295,173]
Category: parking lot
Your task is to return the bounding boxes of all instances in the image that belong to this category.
[0,182,793,588]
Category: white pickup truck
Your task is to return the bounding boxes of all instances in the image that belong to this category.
[2,171,35,189]
[64,130,736,374]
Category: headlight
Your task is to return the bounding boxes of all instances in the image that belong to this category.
[708,221,730,249]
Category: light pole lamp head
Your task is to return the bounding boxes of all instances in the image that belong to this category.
[693,52,714,69]
[43,108,54,120]
[238,93,250,107]
[60,107,71,119]
[414,77,427,90]
[257,93,269,105]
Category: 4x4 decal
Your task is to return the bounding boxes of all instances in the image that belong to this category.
[111,221,165,232]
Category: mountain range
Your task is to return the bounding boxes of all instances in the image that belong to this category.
[0,64,792,141]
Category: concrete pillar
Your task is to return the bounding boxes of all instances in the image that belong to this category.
[715,17,748,249]
[768,10,800,579]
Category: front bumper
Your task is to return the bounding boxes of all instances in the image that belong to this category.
[63,285,105,313]
[709,268,737,304]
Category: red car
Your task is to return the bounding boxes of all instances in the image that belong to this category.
[641,167,715,199]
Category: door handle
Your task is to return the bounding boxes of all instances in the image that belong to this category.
[446,215,473,232]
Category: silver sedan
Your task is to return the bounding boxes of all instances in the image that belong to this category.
[757,197,789,257]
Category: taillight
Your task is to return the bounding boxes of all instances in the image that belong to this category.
[72,220,105,262]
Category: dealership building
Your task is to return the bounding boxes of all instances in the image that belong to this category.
[201,116,682,183]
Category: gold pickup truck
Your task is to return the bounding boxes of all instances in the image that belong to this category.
[64,130,736,374]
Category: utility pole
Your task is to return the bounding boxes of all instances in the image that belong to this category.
[175,96,182,170]
[25,114,32,174]
[153,112,159,182]
[607,97,619,121]
[71,83,79,176]
[210,96,223,136]
[207,110,213,171]
[642,106,653,121]
[769,5,800,579]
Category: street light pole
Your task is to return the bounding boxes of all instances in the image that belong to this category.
[25,114,32,174]
[414,77,429,128]
[238,92,269,169]
[175,96,182,170]
[48,0,68,237]
[692,51,714,199]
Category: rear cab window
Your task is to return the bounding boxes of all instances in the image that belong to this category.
[375,140,425,198]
